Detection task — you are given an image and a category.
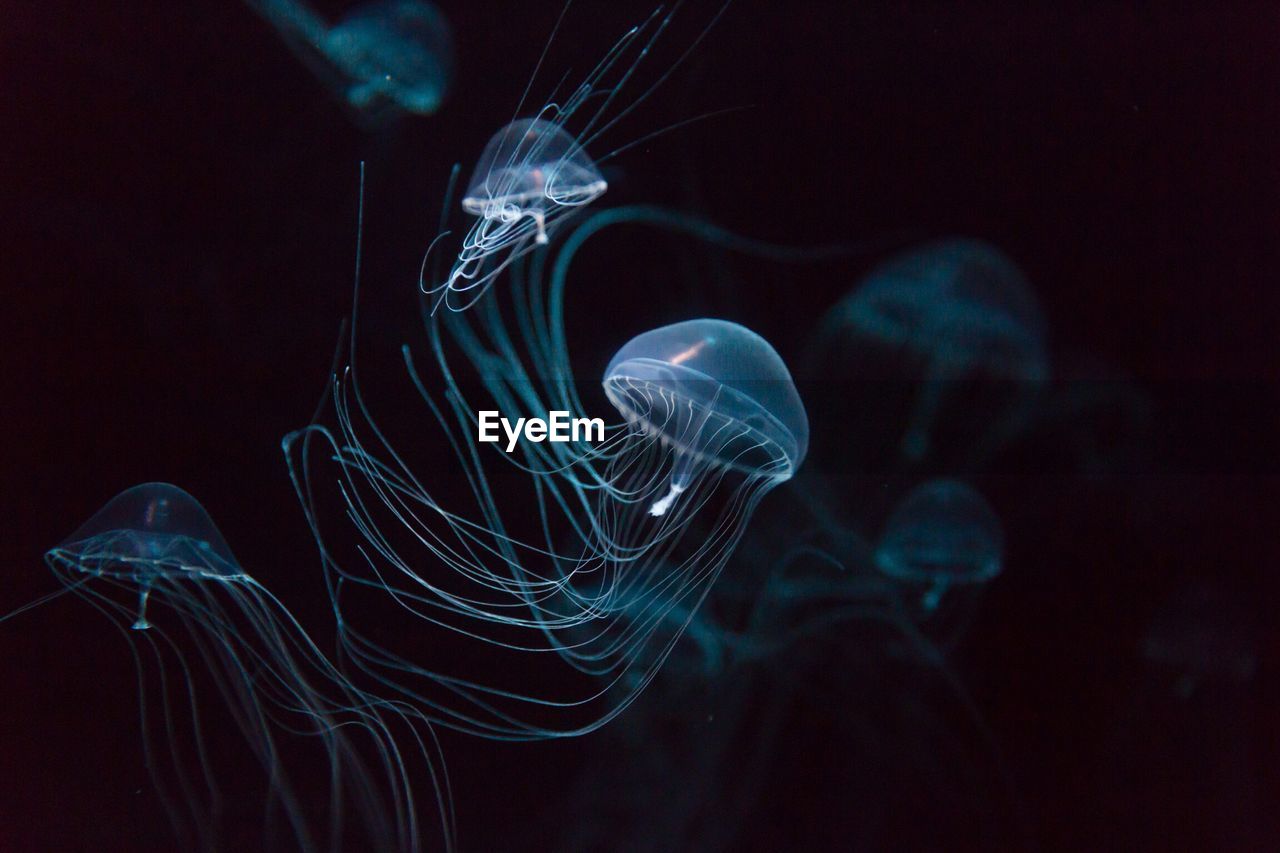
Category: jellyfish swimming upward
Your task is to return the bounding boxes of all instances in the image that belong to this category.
[246,0,453,120]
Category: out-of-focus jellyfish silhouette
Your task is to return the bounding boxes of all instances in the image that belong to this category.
[875,479,1004,611]
[557,530,1027,853]
[816,239,1048,462]
[246,0,452,122]
[1140,579,1258,698]
[11,482,451,852]
[1099,578,1263,850]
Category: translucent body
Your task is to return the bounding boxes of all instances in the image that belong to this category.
[288,210,812,739]
[604,318,808,484]
[421,8,684,311]
[50,482,243,585]
[247,0,452,119]
[27,483,451,851]
[876,479,1003,609]
[829,239,1047,459]
[429,118,607,309]
[462,119,607,236]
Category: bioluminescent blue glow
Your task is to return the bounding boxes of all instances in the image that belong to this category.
[604,318,809,516]
[15,482,452,852]
[423,7,700,311]
[875,478,1004,611]
[247,0,452,120]
[826,239,1048,460]
[286,193,810,741]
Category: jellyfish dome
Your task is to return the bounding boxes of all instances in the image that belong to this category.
[430,117,608,309]
[604,318,808,490]
[876,479,1003,609]
[462,118,608,235]
[48,482,244,585]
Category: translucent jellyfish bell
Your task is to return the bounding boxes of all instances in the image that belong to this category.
[835,239,1048,459]
[462,118,608,242]
[875,479,1003,610]
[46,482,243,628]
[32,482,450,848]
[603,318,809,516]
[432,118,608,308]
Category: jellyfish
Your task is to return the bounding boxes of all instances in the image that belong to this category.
[422,5,724,311]
[875,479,1004,611]
[10,482,451,852]
[817,239,1048,461]
[286,303,808,738]
[246,0,452,121]
[427,117,608,310]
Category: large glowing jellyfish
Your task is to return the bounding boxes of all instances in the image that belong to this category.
[818,239,1048,461]
[246,0,453,120]
[10,482,451,852]
[287,301,808,737]
[875,478,1004,611]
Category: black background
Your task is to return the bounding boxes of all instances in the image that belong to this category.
[1,1,1276,850]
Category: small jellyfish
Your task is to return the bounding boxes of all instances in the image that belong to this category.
[427,117,609,311]
[443,118,607,302]
[246,0,452,121]
[823,239,1048,460]
[26,482,450,851]
[605,318,809,517]
[875,479,1004,610]
[422,7,686,310]
[46,482,245,629]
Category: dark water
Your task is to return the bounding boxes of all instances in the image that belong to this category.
[1,1,1275,850]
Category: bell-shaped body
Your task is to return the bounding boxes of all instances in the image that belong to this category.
[47,482,244,584]
[875,479,1003,589]
[603,319,809,482]
[842,239,1047,382]
[462,118,607,242]
[324,0,452,115]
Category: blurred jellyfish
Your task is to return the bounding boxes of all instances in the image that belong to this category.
[10,482,450,852]
[1140,579,1258,698]
[818,239,1048,461]
[246,0,452,121]
[875,479,1004,611]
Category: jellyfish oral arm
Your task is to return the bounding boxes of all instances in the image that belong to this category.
[649,449,697,517]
